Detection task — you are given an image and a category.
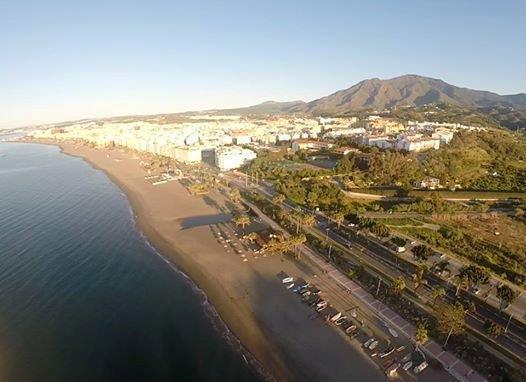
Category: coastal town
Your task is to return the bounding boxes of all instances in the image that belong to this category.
[25,111,526,382]
[30,114,477,169]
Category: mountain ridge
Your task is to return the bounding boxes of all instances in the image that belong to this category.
[225,74,526,116]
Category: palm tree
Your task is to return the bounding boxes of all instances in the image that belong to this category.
[263,234,289,258]
[454,273,469,296]
[496,284,517,311]
[233,213,250,232]
[302,213,316,228]
[431,286,446,307]
[392,276,406,294]
[229,187,241,204]
[413,264,428,291]
[245,232,259,243]
[290,233,306,259]
[415,323,429,345]
[291,211,304,233]
[330,211,345,230]
[272,193,285,207]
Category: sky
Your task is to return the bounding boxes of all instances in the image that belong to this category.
[1,0,525,129]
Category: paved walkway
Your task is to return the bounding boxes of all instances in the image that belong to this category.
[244,198,487,382]
[301,245,487,382]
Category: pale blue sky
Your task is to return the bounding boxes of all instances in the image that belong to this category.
[1,0,525,128]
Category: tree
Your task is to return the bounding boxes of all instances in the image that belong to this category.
[415,323,429,345]
[290,233,307,259]
[459,265,490,289]
[245,232,259,243]
[434,259,450,275]
[263,234,289,257]
[412,245,433,262]
[496,284,517,310]
[412,264,428,291]
[437,302,465,347]
[302,213,316,228]
[233,213,250,232]
[454,274,469,296]
[484,320,503,339]
[431,286,446,306]
[392,276,406,295]
[272,193,286,207]
[330,211,345,230]
[229,187,241,203]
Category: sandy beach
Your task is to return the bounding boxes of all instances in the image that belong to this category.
[30,140,385,382]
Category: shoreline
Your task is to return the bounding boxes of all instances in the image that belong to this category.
[14,139,386,382]
[32,140,275,381]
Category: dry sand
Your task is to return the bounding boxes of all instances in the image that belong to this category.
[37,141,384,382]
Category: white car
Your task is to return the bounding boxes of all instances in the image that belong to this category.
[282,277,294,284]
[368,340,379,350]
[414,361,428,374]
[363,338,376,348]
[403,361,413,371]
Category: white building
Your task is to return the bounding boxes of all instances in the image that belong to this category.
[396,136,440,152]
[432,129,454,145]
[215,146,257,171]
[173,147,202,164]
[324,127,366,138]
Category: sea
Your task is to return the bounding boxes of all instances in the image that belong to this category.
[0,142,258,382]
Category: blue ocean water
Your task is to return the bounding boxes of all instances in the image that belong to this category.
[0,142,258,382]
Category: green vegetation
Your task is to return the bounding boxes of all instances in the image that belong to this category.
[484,320,503,339]
[412,244,434,262]
[392,276,406,294]
[357,217,390,237]
[415,323,429,344]
[398,225,525,286]
[437,302,466,337]
[459,265,490,288]
[336,129,526,192]
[232,212,251,231]
[496,285,518,310]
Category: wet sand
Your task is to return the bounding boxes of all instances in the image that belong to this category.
[32,140,385,382]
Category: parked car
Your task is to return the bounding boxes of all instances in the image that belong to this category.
[345,324,357,334]
[316,300,327,309]
[363,338,376,348]
[380,347,395,358]
[414,361,428,374]
[282,277,294,284]
[368,340,379,350]
[401,353,412,363]
[334,316,347,326]
[285,282,294,289]
[396,345,406,352]
[402,361,413,371]
[315,304,327,312]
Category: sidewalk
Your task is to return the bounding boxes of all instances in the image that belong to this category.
[301,245,487,382]
[244,197,487,382]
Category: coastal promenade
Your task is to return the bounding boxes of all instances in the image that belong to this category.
[243,199,487,382]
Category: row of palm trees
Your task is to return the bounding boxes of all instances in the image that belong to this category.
[262,233,307,259]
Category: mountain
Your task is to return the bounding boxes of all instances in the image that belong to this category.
[215,75,525,117]
[300,74,526,115]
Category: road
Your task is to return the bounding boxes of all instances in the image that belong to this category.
[243,193,485,382]
[226,172,526,368]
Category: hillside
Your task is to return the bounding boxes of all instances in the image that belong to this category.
[300,74,526,115]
